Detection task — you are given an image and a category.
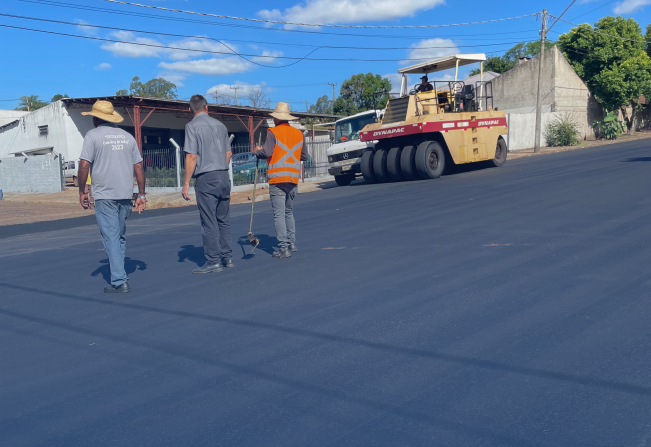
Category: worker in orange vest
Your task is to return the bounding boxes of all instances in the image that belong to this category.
[254,102,308,259]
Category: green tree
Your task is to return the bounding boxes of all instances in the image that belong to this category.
[559,16,648,133]
[308,95,333,114]
[50,94,69,102]
[15,95,48,111]
[116,76,178,99]
[333,73,392,116]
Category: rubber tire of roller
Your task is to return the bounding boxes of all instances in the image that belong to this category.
[372,148,391,183]
[489,138,508,167]
[400,145,417,180]
[360,150,376,184]
[334,174,354,186]
[386,147,403,182]
[415,141,445,179]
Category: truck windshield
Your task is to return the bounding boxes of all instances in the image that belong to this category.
[335,114,376,143]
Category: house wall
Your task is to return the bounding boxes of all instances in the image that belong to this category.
[0,110,29,127]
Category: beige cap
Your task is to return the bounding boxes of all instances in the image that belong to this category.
[81,100,124,123]
[269,102,298,121]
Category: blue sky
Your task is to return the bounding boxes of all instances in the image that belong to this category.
[1,0,650,111]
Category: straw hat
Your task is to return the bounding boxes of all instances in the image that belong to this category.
[269,102,297,121]
[81,100,124,123]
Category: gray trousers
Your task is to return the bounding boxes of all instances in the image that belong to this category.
[270,183,297,250]
[195,170,232,263]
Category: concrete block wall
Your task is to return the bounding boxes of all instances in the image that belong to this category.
[0,153,64,193]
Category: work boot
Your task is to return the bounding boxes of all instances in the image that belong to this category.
[288,243,298,253]
[222,259,235,268]
[104,282,130,294]
[193,262,223,274]
[272,248,291,259]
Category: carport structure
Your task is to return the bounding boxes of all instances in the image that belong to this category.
[63,96,339,153]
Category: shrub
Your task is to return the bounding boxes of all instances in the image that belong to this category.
[592,111,626,140]
[544,113,580,147]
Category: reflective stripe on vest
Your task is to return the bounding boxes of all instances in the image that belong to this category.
[267,124,303,185]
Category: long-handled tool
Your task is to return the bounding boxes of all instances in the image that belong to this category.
[246,134,262,252]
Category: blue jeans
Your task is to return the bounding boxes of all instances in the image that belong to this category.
[95,199,132,286]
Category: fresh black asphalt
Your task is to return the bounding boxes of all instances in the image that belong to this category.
[2,141,651,446]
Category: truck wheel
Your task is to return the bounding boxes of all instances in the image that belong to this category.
[415,141,445,179]
[360,150,376,184]
[373,148,391,183]
[400,145,417,180]
[490,138,507,167]
[386,147,403,182]
[334,174,353,186]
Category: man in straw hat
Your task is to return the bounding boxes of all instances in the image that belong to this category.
[254,102,308,259]
[182,94,234,273]
[78,100,146,294]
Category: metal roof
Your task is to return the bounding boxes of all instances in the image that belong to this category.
[62,95,341,120]
[398,54,487,75]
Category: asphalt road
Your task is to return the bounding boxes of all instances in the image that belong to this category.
[2,141,651,447]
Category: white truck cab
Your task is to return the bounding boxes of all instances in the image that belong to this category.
[327,110,381,186]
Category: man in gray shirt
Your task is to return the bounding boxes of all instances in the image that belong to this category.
[182,94,233,274]
[78,100,146,293]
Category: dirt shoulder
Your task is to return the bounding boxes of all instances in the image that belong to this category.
[0,178,338,227]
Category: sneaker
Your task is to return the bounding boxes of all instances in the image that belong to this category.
[288,243,298,252]
[222,259,235,268]
[104,282,130,294]
[272,249,291,259]
[192,262,223,274]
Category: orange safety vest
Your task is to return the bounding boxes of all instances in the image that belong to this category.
[267,123,304,185]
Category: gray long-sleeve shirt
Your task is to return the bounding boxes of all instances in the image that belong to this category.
[255,130,309,161]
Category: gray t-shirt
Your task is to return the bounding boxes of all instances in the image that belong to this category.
[184,113,230,175]
[80,123,142,200]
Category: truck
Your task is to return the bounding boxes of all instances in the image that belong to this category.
[326,109,382,186]
[358,54,508,183]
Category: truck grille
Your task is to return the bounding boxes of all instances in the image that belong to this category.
[328,148,366,163]
[382,97,409,125]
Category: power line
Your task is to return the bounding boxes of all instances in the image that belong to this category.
[100,0,538,29]
[546,13,649,44]
[0,14,538,51]
[570,0,618,21]
[546,1,577,34]
[20,0,541,41]
[0,23,521,63]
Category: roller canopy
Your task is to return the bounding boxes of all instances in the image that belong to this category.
[399,54,487,74]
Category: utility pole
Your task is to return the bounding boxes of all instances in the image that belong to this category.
[306,100,308,112]
[230,86,239,106]
[534,9,547,153]
[328,83,337,114]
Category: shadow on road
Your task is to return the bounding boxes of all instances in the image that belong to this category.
[90,257,147,284]
[621,157,651,162]
[177,245,205,267]
[237,233,276,259]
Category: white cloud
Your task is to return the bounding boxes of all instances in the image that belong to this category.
[94,63,112,71]
[101,31,163,58]
[158,57,253,76]
[206,82,268,98]
[404,38,459,64]
[258,0,445,25]
[157,72,186,87]
[75,19,98,36]
[613,0,651,13]
[384,73,407,93]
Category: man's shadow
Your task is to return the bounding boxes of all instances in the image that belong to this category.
[91,257,147,284]
[237,233,277,259]
[178,245,206,267]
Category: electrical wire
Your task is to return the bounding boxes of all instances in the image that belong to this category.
[0,23,521,63]
[19,0,541,41]
[0,14,539,51]
[100,0,539,29]
[546,13,649,44]
[569,0,618,21]
[546,0,577,34]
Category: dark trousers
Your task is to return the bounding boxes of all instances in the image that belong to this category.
[195,170,232,263]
